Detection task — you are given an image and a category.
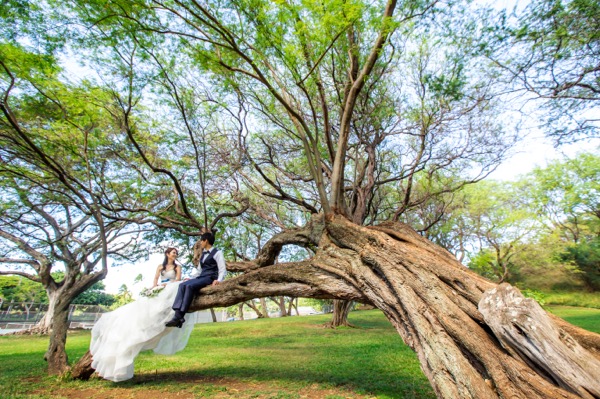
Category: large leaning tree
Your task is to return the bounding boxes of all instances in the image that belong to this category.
[56,0,600,397]
[0,43,149,373]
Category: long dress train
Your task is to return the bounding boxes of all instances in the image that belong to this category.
[90,272,198,382]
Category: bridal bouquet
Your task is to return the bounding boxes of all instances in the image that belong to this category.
[139,285,165,298]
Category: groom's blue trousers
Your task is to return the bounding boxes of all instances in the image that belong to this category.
[172,275,215,314]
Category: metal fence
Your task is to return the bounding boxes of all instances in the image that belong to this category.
[0,300,106,330]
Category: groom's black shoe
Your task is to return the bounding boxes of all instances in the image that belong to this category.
[165,317,185,328]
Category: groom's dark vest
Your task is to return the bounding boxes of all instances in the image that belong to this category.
[198,248,219,280]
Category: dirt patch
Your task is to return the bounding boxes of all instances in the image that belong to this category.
[35,387,190,399]
[30,374,375,399]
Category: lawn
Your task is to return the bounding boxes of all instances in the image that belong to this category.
[1,308,598,399]
[546,305,600,333]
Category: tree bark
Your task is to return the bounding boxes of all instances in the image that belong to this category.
[324,217,600,398]
[73,216,600,398]
[37,290,61,330]
[42,272,105,374]
[70,350,95,380]
[317,217,600,398]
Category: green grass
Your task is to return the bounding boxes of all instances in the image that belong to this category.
[542,291,600,309]
[0,330,92,399]
[0,308,599,399]
[546,305,600,333]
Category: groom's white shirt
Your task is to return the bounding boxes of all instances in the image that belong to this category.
[190,248,227,281]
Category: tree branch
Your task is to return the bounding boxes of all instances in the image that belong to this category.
[0,270,41,282]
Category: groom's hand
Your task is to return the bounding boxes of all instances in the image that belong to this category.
[211,280,220,286]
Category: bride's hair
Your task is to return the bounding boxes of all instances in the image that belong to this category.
[161,247,180,275]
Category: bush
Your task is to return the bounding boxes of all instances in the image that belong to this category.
[560,238,600,291]
[542,291,600,309]
[521,289,546,306]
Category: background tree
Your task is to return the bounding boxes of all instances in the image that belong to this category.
[486,0,600,144]
[435,154,599,292]
[529,153,600,242]
[560,238,600,291]
[0,43,148,373]
[73,281,116,307]
[0,275,47,303]
[109,284,134,310]
[459,180,540,283]
[0,275,115,307]
[529,153,600,290]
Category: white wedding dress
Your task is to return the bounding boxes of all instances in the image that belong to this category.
[90,270,198,382]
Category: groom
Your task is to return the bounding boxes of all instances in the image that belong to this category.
[165,231,227,327]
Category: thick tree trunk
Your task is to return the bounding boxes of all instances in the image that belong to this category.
[480,284,600,398]
[276,296,287,317]
[73,216,600,398]
[44,296,70,374]
[43,272,105,375]
[324,300,354,328]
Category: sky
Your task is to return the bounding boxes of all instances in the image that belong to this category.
[104,254,164,295]
[488,134,598,181]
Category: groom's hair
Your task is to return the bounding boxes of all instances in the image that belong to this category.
[201,232,215,245]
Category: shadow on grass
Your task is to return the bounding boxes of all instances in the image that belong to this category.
[117,365,434,399]
[129,327,435,399]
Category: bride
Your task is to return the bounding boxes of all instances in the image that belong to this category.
[90,248,198,382]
